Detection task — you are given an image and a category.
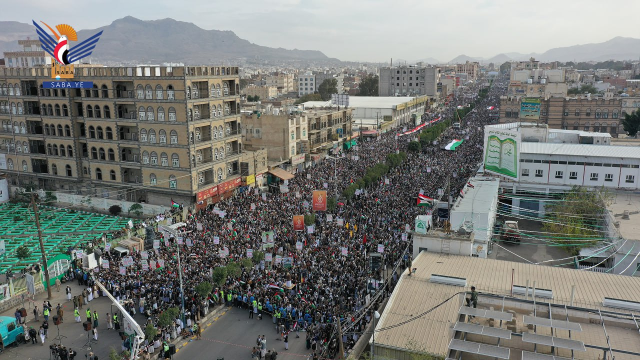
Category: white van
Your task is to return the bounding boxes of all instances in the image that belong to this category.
[453,122,461,129]
[113,246,129,258]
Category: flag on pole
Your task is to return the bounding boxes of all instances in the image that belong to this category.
[467,182,475,189]
[171,199,180,208]
[417,194,434,207]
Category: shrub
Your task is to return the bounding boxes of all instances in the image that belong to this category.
[109,205,123,216]
[212,267,228,286]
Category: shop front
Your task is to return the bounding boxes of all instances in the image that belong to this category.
[290,153,306,173]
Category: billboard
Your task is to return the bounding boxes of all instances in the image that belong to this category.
[520,97,541,120]
[483,128,520,180]
[312,190,327,211]
[293,215,305,231]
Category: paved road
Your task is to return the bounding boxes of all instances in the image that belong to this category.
[174,307,317,360]
[0,280,147,360]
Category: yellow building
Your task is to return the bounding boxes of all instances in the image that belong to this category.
[242,85,278,100]
[0,65,243,206]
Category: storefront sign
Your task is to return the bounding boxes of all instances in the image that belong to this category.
[244,174,256,186]
[197,186,219,203]
[291,153,306,165]
[218,177,242,194]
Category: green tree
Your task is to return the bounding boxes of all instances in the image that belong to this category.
[357,74,379,96]
[212,266,228,286]
[144,323,158,340]
[226,262,241,278]
[304,213,316,226]
[318,78,338,101]
[128,203,143,217]
[16,245,31,261]
[622,109,640,137]
[294,93,323,104]
[195,281,213,299]
[157,307,179,327]
[241,258,253,269]
[327,197,337,211]
[408,141,422,152]
[109,205,122,216]
[567,84,599,95]
[252,251,265,264]
[247,95,254,102]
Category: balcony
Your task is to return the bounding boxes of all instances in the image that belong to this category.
[120,132,139,141]
[122,169,142,184]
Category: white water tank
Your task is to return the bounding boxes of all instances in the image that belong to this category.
[0,176,8,203]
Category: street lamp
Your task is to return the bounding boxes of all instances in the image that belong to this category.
[326,155,345,200]
[159,225,189,327]
[372,310,380,359]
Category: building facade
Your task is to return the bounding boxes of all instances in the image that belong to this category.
[455,61,479,81]
[241,111,309,163]
[298,72,316,96]
[0,65,242,207]
[265,73,295,94]
[242,85,278,100]
[378,66,439,97]
[3,40,51,68]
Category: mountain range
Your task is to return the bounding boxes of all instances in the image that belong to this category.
[0,17,333,64]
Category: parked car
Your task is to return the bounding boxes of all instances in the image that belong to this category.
[0,316,25,348]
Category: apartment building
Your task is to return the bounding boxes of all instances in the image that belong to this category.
[306,108,353,154]
[455,61,479,81]
[3,39,51,68]
[378,65,439,97]
[242,109,308,164]
[265,73,295,94]
[298,72,316,96]
[242,85,278,100]
[0,65,242,207]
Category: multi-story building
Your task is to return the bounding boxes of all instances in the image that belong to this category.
[3,40,51,68]
[306,108,353,154]
[265,73,295,94]
[0,65,242,207]
[378,65,439,97]
[499,91,625,136]
[242,85,277,100]
[455,61,479,81]
[508,68,567,98]
[298,72,316,96]
[314,72,345,94]
[241,109,308,164]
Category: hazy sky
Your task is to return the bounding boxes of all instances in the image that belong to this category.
[4,0,640,62]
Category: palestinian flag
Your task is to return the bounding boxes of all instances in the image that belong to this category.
[445,139,464,151]
[417,194,434,207]
[171,199,180,208]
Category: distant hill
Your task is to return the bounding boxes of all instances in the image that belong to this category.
[449,54,480,63]
[0,21,36,54]
[0,17,334,63]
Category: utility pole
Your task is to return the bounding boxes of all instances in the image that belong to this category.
[31,193,52,300]
[336,316,345,360]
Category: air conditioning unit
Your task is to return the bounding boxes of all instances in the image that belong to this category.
[429,274,467,287]
[512,285,553,299]
[603,297,640,312]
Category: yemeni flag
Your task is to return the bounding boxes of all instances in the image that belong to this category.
[171,199,180,208]
[486,106,495,110]
[445,139,464,151]
[417,194,434,207]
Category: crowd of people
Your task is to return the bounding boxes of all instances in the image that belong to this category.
[80,77,506,359]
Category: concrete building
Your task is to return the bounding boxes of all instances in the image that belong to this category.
[303,96,429,134]
[508,69,568,98]
[242,85,277,100]
[241,109,308,164]
[314,72,345,94]
[455,60,479,81]
[378,65,439,97]
[373,251,640,360]
[265,73,295,94]
[3,40,51,68]
[499,92,625,136]
[298,72,316,96]
[0,65,242,207]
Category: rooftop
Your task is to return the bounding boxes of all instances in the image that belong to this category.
[520,142,640,159]
[302,96,426,110]
[606,190,640,241]
[375,252,640,359]
[452,177,500,216]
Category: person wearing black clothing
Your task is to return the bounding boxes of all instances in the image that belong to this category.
[42,321,49,337]
[29,327,37,344]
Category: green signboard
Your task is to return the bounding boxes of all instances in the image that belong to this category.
[483,129,520,180]
[520,97,541,120]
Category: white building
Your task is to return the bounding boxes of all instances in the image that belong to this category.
[378,65,439,97]
[297,72,315,96]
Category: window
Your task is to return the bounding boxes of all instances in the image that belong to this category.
[172,153,179,167]
[110,170,116,181]
[136,85,144,99]
[155,85,163,100]
[167,85,175,100]
[104,105,111,118]
[150,173,157,185]
[59,146,65,157]
[22,160,28,172]
[186,86,191,99]
[150,152,158,165]
[62,104,69,117]
[586,109,591,117]
[613,110,619,119]
[7,159,12,170]
[94,105,101,118]
[56,124,62,136]
[106,127,113,140]
[66,165,72,176]
[148,129,156,143]
[95,168,102,180]
[217,168,223,181]
[535,169,543,177]
[575,109,580,116]
[99,148,106,160]
[142,151,149,164]
[92,85,98,98]
[159,130,166,144]
[291,131,295,140]
[626,175,635,183]
[569,171,578,180]
[101,85,108,98]
[83,166,88,175]
[168,107,176,122]
[138,107,146,121]
[219,147,224,159]
[108,149,115,161]
[55,104,61,116]
[91,147,98,159]
[65,125,71,137]
[157,107,165,121]
[605,173,613,182]
[291,147,295,156]
[87,105,93,118]
[147,106,154,121]
[67,145,73,157]
[555,171,563,179]
[161,153,168,167]
[53,144,59,156]
[145,85,153,99]
[563,109,568,116]
[97,126,104,139]
[51,164,57,175]
[214,148,219,161]
[169,175,177,189]
[170,130,178,144]
[590,173,598,181]
[140,129,147,142]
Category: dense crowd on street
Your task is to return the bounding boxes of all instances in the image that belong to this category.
[74,77,506,359]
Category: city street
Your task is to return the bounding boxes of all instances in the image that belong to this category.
[174,307,314,360]
[0,281,146,359]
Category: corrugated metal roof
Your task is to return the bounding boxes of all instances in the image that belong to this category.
[521,142,640,159]
[453,177,500,214]
[303,97,420,110]
[375,252,640,356]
